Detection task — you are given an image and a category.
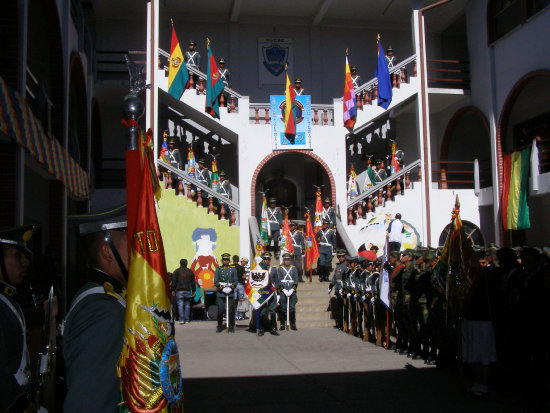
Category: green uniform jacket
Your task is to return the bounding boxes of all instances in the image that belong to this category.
[63,269,126,413]
[214,265,238,298]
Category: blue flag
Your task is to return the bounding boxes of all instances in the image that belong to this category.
[374,41,393,110]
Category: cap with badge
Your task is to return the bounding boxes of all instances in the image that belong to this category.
[389,251,401,259]
[294,78,302,83]
[0,225,36,257]
[336,249,347,257]
[221,253,231,260]
[218,58,226,64]
[282,252,292,260]
[167,137,177,144]
[219,170,226,177]
[188,40,196,46]
[262,252,272,259]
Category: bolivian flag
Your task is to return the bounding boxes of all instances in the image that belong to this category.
[284,72,296,143]
[168,23,189,100]
[119,129,184,410]
[502,147,531,230]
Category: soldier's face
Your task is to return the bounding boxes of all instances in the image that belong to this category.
[222,258,230,265]
[1,246,30,286]
[284,258,291,265]
[338,256,346,263]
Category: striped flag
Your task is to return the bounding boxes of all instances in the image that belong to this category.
[167,22,189,100]
[284,72,297,143]
[205,39,225,119]
[119,129,183,410]
[502,146,532,230]
[343,55,357,130]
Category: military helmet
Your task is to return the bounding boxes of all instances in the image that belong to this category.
[294,77,302,83]
[221,253,231,260]
[282,252,292,260]
[389,251,401,259]
[262,252,272,259]
[197,158,206,164]
[402,249,414,257]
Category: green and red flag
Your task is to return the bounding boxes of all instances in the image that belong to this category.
[501,146,532,230]
[314,190,323,230]
[167,21,189,100]
[260,194,270,244]
[205,39,225,119]
[211,159,220,193]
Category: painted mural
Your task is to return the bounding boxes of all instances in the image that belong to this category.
[157,189,240,303]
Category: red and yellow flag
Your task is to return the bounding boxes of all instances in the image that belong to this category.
[314,190,323,230]
[304,212,320,271]
[119,130,184,411]
[284,72,296,143]
[280,209,294,255]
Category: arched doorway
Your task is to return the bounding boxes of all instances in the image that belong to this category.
[441,106,491,189]
[497,71,550,246]
[251,150,336,220]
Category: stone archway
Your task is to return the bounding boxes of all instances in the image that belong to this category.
[250,150,336,217]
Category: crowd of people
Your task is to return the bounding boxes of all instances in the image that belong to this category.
[327,242,550,409]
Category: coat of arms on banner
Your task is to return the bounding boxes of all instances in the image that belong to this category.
[262,44,288,76]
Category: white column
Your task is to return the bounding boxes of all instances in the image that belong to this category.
[488,47,501,246]
[412,10,433,247]
[146,0,159,161]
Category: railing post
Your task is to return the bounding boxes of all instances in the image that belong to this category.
[220,203,226,220]
[386,184,392,202]
[323,109,328,125]
[219,92,226,107]
[357,92,363,110]
[208,197,215,214]
[365,89,371,105]
[314,109,319,125]
[374,84,378,101]
[417,167,422,183]
[413,60,417,77]
[367,195,373,213]
[440,168,448,189]
[167,173,173,189]
[357,202,363,219]
[198,78,205,95]
[377,189,383,207]
[265,108,270,124]
[187,184,193,200]
[230,96,236,112]
[401,67,406,84]
[177,179,184,196]
[396,177,401,194]
[230,208,236,226]
[347,208,354,225]
[405,172,411,189]
[255,108,260,124]
[392,73,397,89]
[188,73,195,89]
[196,189,203,207]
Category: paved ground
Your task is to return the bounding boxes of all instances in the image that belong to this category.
[175,321,521,413]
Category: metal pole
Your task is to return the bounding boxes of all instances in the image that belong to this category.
[226,294,229,332]
[286,295,290,331]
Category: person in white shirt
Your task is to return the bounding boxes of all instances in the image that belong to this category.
[387,213,404,253]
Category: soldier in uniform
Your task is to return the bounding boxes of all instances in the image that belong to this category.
[388,250,405,351]
[252,253,279,336]
[315,217,336,282]
[354,256,367,338]
[385,45,397,68]
[289,221,305,282]
[218,171,232,220]
[0,226,35,412]
[328,249,347,329]
[196,158,211,206]
[184,40,201,87]
[277,253,299,331]
[166,137,184,187]
[293,78,305,96]
[63,212,128,412]
[401,249,420,358]
[373,159,388,183]
[361,256,376,342]
[373,257,387,346]
[322,197,336,229]
[350,65,363,101]
[415,249,436,363]
[267,198,283,259]
[214,253,238,333]
[342,256,358,335]
[218,58,230,104]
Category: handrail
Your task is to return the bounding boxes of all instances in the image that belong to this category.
[335,216,358,255]
[158,160,240,211]
[158,48,244,100]
[353,54,417,96]
[347,159,422,208]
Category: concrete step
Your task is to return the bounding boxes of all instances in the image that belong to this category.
[297,319,335,328]
[294,310,331,321]
[297,296,332,306]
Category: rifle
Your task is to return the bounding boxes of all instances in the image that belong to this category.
[33,286,56,407]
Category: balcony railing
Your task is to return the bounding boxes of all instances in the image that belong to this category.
[427,59,470,89]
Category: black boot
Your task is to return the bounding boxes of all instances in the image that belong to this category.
[290,311,297,331]
[279,321,285,331]
[258,328,264,336]
[270,314,280,336]
[216,313,224,333]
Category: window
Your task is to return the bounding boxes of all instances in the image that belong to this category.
[488,0,550,43]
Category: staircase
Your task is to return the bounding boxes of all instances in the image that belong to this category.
[295,279,335,329]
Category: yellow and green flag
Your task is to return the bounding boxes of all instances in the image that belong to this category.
[501,147,531,230]
[168,22,189,100]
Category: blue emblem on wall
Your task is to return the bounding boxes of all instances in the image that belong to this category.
[262,45,288,76]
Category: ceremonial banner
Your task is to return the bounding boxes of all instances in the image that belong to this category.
[211,159,220,194]
[270,95,312,150]
[284,72,297,143]
[260,195,270,244]
[390,141,401,174]
[258,37,293,86]
[304,213,319,271]
[314,190,323,230]
[375,38,392,110]
[347,166,359,201]
[343,55,357,130]
[501,146,531,230]
[159,132,169,161]
[205,39,224,119]
[245,265,275,310]
[119,129,183,410]
[168,23,189,101]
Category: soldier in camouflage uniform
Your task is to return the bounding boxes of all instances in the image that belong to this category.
[328,250,347,329]
[214,253,238,333]
[277,253,299,330]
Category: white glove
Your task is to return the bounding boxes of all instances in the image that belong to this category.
[14,370,29,386]
[362,295,366,301]
[339,289,343,295]
[371,297,376,304]
[327,287,331,295]
[347,293,351,299]
[276,294,280,304]
[222,287,232,294]
[288,288,295,296]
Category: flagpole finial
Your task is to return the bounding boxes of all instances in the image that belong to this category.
[346,48,349,56]
[171,18,174,26]
[377,33,381,42]
[207,37,210,48]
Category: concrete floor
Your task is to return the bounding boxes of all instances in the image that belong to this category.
[175,321,520,413]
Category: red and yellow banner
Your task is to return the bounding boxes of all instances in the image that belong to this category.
[304,212,319,271]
